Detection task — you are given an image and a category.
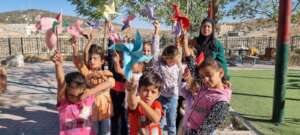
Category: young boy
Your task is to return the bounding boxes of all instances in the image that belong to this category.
[126,72,164,135]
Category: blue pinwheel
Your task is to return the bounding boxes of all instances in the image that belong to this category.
[109,31,152,80]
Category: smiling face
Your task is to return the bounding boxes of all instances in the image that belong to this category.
[143,43,152,56]
[199,66,224,89]
[200,22,213,37]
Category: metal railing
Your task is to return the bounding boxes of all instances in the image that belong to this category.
[1,36,300,58]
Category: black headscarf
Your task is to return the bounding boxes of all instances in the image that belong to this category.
[195,18,218,57]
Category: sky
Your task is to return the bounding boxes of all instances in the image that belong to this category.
[0,0,237,29]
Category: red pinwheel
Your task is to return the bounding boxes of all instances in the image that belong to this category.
[171,3,190,31]
[121,15,136,31]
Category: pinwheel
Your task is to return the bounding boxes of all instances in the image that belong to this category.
[109,31,152,80]
[86,20,101,29]
[36,12,65,50]
[121,15,136,31]
[67,20,84,39]
[103,2,118,19]
[141,4,156,20]
[171,3,190,31]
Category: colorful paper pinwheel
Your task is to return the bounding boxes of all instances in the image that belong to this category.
[121,15,136,31]
[109,31,152,80]
[141,4,156,20]
[36,12,65,50]
[103,2,118,19]
[171,3,190,31]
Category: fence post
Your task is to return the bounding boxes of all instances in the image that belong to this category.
[20,37,24,54]
[290,36,294,52]
[268,37,272,48]
[8,38,11,56]
[36,37,39,54]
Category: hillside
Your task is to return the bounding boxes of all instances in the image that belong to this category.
[0,9,79,24]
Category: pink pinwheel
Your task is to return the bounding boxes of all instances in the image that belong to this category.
[67,20,84,39]
[45,29,57,50]
[36,12,65,50]
[35,17,56,31]
[141,4,156,20]
[121,15,136,31]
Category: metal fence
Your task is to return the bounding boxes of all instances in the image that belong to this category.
[0,37,105,58]
[219,36,300,54]
[1,36,300,58]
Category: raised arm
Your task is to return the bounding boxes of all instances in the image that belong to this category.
[112,52,125,77]
[83,32,96,66]
[126,78,139,110]
[152,21,160,62]
[71,37,83,69]
[139,100,162,123]
[52,50,66,103]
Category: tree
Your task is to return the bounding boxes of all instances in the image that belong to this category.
[67,0,231,35]
[226,0,300,23]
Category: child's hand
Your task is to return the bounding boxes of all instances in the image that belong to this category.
[183,67,192,82]
[153,20,160,30]
[112,51,120,63]
[125,77,138,93]
[80,90,90,100]
[51,50,63,65]
[70,37,79,51]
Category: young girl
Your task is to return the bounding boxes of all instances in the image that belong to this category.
[126,72,164,135]
[52,50,114,135]
[143,20,160,73]
[154,45,184,135]
[184,58,232,135]
[148,21,184,135]
[71,34,115,135]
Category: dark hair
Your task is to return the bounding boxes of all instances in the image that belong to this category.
[65,72,86,89]
[143,41,152,47]
[138,72,164,92]
[196,18,218,57]
[197,57,223,72]
[88,44,105,59]
[161,45,179,58]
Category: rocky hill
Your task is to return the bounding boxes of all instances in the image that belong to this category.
[0,9,79,24]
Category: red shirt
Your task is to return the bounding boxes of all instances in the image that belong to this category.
[128,100,163,135]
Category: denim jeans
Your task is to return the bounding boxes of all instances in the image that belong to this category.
[159,95,178,135]
[97,119,110,135]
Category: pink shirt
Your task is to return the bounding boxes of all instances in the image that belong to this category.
[57,96,96,135]
[185,87,231,129]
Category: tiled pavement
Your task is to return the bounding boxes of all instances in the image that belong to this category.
[0,61,76,135]
[0,61,285,135]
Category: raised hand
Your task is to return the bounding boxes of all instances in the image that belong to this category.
[51,50,63,65]
[125,77,138,93]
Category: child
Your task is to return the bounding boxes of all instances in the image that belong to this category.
[71,34,115,135]
[126,72,164,135]
[184,58,232,135]
[152,45,184,135]
[52,50,114,135]
[143,21,160,73]
[108,42,128,135]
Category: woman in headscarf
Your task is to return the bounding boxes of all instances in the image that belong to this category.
[191,18,229,80]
